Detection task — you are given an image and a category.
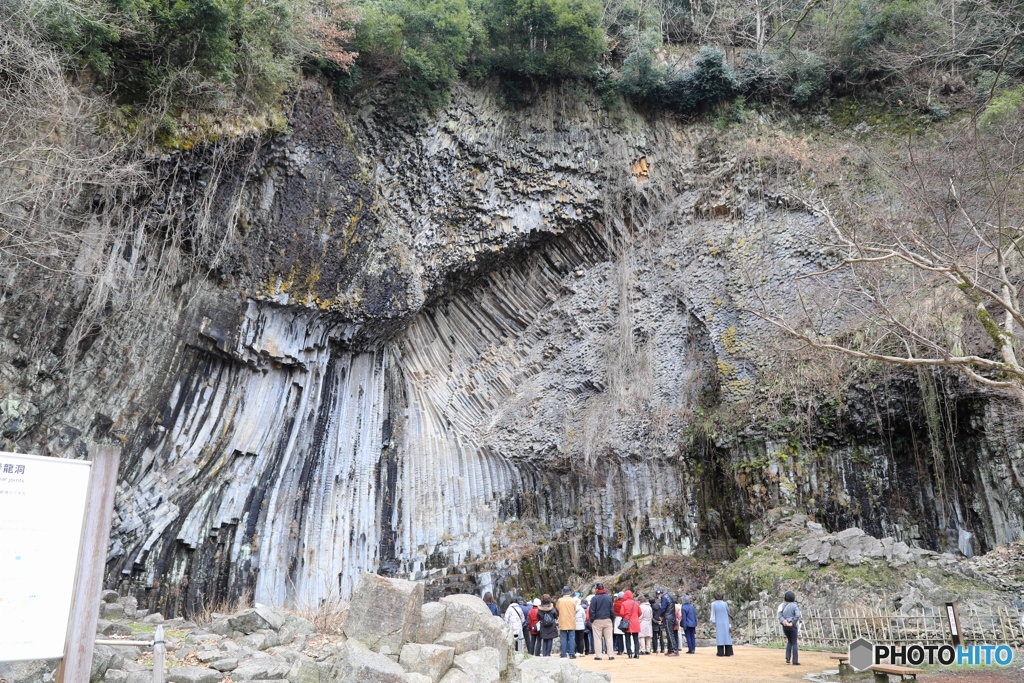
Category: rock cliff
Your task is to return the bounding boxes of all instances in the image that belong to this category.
[2,81,1023,615]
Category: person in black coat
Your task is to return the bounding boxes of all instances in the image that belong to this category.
[650,594,664,653]
[536,595,560,657]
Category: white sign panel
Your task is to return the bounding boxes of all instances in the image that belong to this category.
[0,452,91,662]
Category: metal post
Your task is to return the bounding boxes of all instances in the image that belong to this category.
[56,445,121,683]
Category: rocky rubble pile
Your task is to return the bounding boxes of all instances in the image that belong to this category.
[793,521,960,569]
[967,541,1024,593]
[1,574,609,683]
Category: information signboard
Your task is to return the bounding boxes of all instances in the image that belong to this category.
[0,452,91,662]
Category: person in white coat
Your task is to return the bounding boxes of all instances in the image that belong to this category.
[639,596,653,654]
[504,599,526,651]
[709,592,734,656]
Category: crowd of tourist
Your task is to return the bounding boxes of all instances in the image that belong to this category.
[495,584,744,660]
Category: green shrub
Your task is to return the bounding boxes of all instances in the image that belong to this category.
[352,0,473,110]
[616,46,664,101]
[659,47,737,116]
[786,50,828,107]
[483,0,606,79]
[736,50,780,102]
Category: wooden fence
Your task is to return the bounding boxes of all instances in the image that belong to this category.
[747,605,1024,649]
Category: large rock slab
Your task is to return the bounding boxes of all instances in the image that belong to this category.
[416,603,447,644]
[452,647,499,683]
[331,640,408,683]
[343,573,424,654]
[399,643,455,683]
[229,606,287,634]
[438,671,472,683]
[439,595,491,633]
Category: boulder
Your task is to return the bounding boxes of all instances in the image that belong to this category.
[452,647,499,683]
[331,640,408,683]
[286,659,321,683]
[97,620,132,637]
[438,671,472,683]
[125,672,154,683]
[435,632,483,654]
[210,658,238,672]
[517,658,563,683]
[229,606,287,634]
[92,644,115,682]
[101,590,120,603]
[406,674,434,683]
[100,602,125,619]
[104,670,128,683]
[399,644,455,683]
[439,595,490,633]
[166,667,223,683]
[195,651,222,664]
[416,603,447,644]
[141,613,164,625]
[119,596,139,619]
[230,660,290,680]
[342,573,424,653]
[475,617,510,671]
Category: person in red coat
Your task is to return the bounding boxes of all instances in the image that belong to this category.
[527,599,542,656]
[615,590,643,659]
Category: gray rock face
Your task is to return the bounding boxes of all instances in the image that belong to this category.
[6,78,1023,612]
[398,644,454,683]
[343,573,423,653]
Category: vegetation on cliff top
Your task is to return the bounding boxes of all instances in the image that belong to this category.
[18,0,1024,117]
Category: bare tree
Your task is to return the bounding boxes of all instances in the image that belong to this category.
[754,101,1024,400]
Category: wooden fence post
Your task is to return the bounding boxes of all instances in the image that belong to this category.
[56,445,120,683]
[152,625,165,683]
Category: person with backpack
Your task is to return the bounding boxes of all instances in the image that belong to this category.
[504,597,526,651]
[588,583,615,660]
[527,598,541,655]
[780,591,801,665]
[639,594,653,654]
[536,595,559,656]
[556,587,577,659]
[616,590,643,659]
[680,595,697,654]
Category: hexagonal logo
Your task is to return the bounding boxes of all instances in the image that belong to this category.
[849,637,874,672]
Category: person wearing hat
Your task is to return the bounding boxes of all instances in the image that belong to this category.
[779,591,801,665]
[658,589,680,655]
[681,595,698,653]
[527,598,542,655]
[650,592,664,653]
[556,587,578,658]
[588,583,615,660]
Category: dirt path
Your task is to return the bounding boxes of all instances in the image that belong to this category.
[573,645,839,682]
[572,646,1024,682]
